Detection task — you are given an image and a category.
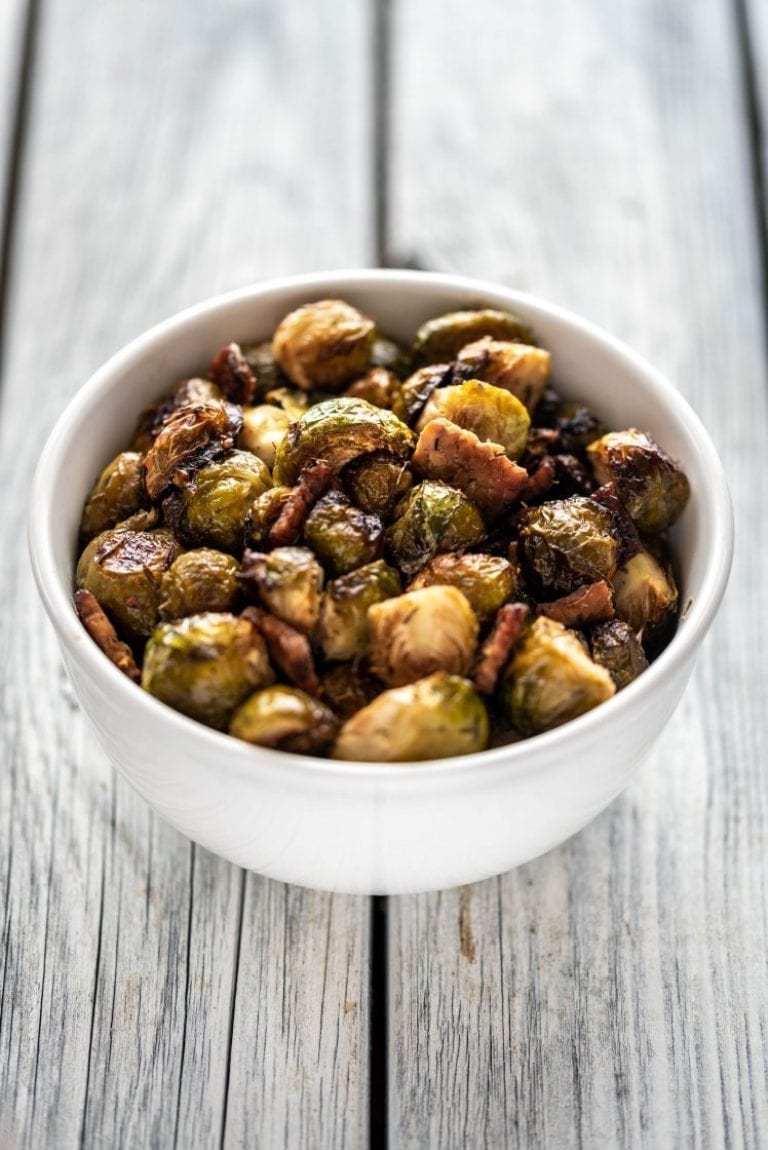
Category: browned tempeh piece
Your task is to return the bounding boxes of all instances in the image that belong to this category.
[266,460,333,547]
[208,342,258,406]
[537,579,615,627]
[473,602,530,695]
[242,606,319,695]
[412,417,528,520]
[74,589,140,681]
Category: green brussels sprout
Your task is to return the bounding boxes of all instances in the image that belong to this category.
[76,526,181,638]
[408,552,516,622]
[392,363,454,425]
[590,620,649,689]
[80,451,148,541]
[229,686,339,754]
[171,450,272,553]
[344,367,402,410]
[238,404,291,470]
[159,549,241,621]
[333,672,489,762]
[342,453,412,519]
[319,559,402,661]
[241,339,285,395]
[303,491,383,576]
[368,585,478,686]
[416,379,530,459]
[612,546,679,641]
[132,377,223,452]
[239,546,324,633]
[272,397,415,486]
[245,486,294,548]
[262,386,308,420]
[518,496,620,592]
[412,308,536,366]
[587,429,690,534]
[455,338,552,412]
[320,663,381,719]
[143,399,242,500]
[386,480,485,575]
[272,299,376,391]
[142,612,273,729]
[501,616,616,735]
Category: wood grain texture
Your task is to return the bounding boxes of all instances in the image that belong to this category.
[388,0,768,1146]
[0,0,371,1147]
[0,0,27,230]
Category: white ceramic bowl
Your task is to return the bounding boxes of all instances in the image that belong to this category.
[28,271,733,894]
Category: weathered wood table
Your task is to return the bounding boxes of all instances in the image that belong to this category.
[1,0,766,1146]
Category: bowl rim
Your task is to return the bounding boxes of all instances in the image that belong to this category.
[28,268,734,784]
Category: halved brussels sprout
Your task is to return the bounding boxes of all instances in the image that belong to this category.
[238,405,291,469]
[272,299,376,391]
[612,546,678,641]
[385,480,485,575]
[143,399,242,501]
[132,377,222,452]
[518,496,620,592]
[76,526,181,638]
[341,452,413,518]
[142,612,273,729]
[368,585,478,686]
[456,338,551,412]
[590,620,648,689]
[333,672,489,762]
[411,309,535,366]
[303,491,383,576]
[416,379,530,459]
[319,559,402,661]
[409,553,516,622]
[587,429,690,533]
[239,546,324,633]
[159,549,241,621]
[273,397,415,486]
[501,616,615,735]
[229,686,338,754]
[80,451,148,541]
[170,450,272,554]
[345,367,402,410]
[245,486,295,548]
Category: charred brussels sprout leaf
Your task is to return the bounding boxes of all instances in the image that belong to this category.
[80,451,148,541]
[392,363,455,425]
[417,379,530,459]
[409,552,516,622]
[519,495,620,592]
[368,585,479,686]
[587,429,690,533]
[341,452,413,518]
[143,399,242,501]
[333,672,489,762]
[272,397,415,486]
[239,546,324,634]
[159,549,241,621]
[412,309,536,366]
[612,546,679,642]
[142,612,273,730]
[229,686,338,754]
[455,338,552,412]
[171,451,272,554]
[272,299,376,391]
[590,620,649,689]
[304,491,383,576]
[386,480,485,575]
[319,559,402,662]
[501,616,615,735]
[76,526,181,638]
[132,377,223,452]
[344,367,402,410]
[238,404,291,469]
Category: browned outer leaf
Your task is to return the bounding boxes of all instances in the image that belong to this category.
[411,417,528,520]
[473,602,530,695]
[143,399,242,500]
[74,589,140,681]
[537,580,615,627]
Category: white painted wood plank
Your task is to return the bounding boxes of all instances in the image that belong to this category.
[0,0,371,1147]
[0,0,26,228]
[389,0,768,1146]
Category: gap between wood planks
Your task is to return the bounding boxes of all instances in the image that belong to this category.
[733,0,768,338]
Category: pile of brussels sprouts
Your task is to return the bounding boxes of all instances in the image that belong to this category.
[74,299,690,761]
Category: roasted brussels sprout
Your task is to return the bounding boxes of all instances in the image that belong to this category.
[272,299,376,391]
[368,585,478,686]
[518,496,620,592]
[333,672,489,761]
[587,429,690,534]
[409,553,516,622]
[411,309,536,366]
[273,397,414,486]
[501,616,615,735]
[159,549,241,620]
[554,403,606,453]
[245,486,295,548]
[370,335,406,372]
[142,612,273,729]
[80,451,148,541]
[416,379,530,459]
[456,338,552,412]
[143,399,242,501]
[304,491,383,576]
[242,339,285,395]
[386,480,485,575]
[169,450,272,553]
[320,663,381,719]
[239,546,324,633]
[393,363,455,425]
[76,526,181,638]
[612,546,678,641]
[132,377,222,452]
[345,367,402,410]
[319,560,402,661]
[238,404,291,469]
[342,452,412,518]
[590,620,649,689]
[264,386,309,420]
[230,686,338,753]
